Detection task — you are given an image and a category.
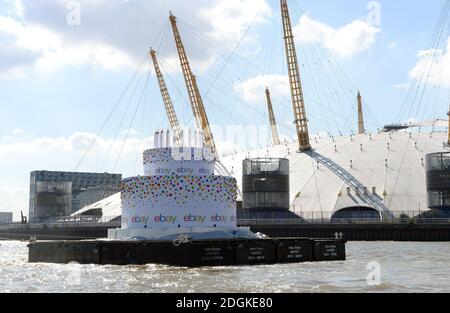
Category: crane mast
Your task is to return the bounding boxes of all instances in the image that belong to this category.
[280,0,311,151]
[265,88,281,146]
[357,91,365,135]
[169,13,217,155]
[150,49,183,146]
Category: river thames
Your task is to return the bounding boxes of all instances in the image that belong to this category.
[1,241,449,293]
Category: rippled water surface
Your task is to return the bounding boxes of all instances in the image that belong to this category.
[1,241,450,293]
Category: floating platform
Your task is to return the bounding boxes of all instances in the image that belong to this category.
[28,238,346,267]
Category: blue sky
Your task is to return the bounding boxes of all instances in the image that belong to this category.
[1,0,449,220]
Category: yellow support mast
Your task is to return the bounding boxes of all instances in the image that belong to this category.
[169,13,217,155]
[265,88,281,146]
[150,49,183,146]
[357,91,365,135]
[280,0,311,151]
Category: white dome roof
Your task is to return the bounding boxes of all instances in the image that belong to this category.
[221,130,448,219]
[73,130,449,220]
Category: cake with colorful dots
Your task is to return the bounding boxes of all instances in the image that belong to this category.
[108,130,249,240]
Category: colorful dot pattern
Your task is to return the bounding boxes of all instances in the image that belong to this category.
[121,175,237,208]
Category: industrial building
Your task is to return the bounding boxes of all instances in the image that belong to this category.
[425,152,450,214]
[29,171,121,223]
[0,212,13,225]
[240,158,300,219]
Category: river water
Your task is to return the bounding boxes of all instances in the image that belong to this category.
[1,241,449,293]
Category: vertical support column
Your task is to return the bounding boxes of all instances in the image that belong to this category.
[150,49,183,147]
[280,0,311,151]
[357,91,365,135]
[265,88,281,146]
[169,13,217,156]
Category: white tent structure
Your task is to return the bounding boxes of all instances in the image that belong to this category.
[73,128,448,221]
[222,129,448,219]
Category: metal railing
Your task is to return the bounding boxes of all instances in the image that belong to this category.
[237,217,450,226]
[237,210,450,225]
[0,216,121,229]
[2,210,450,229]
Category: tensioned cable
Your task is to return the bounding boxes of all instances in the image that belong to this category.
[411,3,450,122]
[113,69,151,172]
[389,1,450,207]
[100,61,148,172]
[73,17,172,172]
[174,5,267,128]
[156,1,380,147]
[290,0,382,131]
[157,56,197,127]
[157,36,263,130]
[176,17,340,136]
[74,54,148,172]
[130,85,153,175]
[188,5,266,99]
[427,3,450,122]
[175,18,288,129]
[397,0,450,122]
[179,2,367,134]
[295,24,335,135]
[282,1,357,134]
[398,0,450,121]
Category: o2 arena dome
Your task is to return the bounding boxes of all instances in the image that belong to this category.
[75,126,450,222]
[221,127,449,221]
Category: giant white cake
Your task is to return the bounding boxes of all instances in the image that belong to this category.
[108,130,254,240]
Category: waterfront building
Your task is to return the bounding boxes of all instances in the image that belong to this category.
[29,171,121,223]
[0,212,13,225]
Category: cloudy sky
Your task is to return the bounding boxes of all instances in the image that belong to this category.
[1,0,449,220]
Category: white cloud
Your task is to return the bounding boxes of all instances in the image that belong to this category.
[12,128,25,135]
[0,15,138,76]
[234,74,289,104]
[409,37,450,88]
[201,0,271,43]
[0,132,154,157]
[389,42,398,49]
[294,14,380,58]
[5,0,24,18]
[0,0,271,77]
[2,128,26,141]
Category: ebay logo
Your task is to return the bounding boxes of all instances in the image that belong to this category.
[211,214,228,223]
[131,216,149,224]
[184,214,206,223]
[176,167,194,175]
[154,214,177,223]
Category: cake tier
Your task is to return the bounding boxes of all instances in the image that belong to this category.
[143,147,215,177]
[120,175,237,229]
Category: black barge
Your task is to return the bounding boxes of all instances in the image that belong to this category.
[28,237,346,267]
